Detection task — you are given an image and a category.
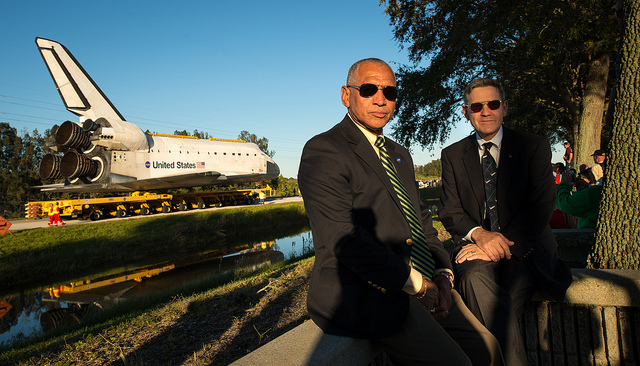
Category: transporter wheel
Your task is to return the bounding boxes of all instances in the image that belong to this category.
[141,207,151,215]
[116,209,127,218]
[162,205,172,213]
[197,202,206,209]
[178,203,188,211]
[89,211,101,221]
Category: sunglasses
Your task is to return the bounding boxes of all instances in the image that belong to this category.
[347,84,398,101]
[465,100,503,113]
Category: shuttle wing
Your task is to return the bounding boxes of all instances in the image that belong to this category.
[35,171,226,193]
[117,171,224,191]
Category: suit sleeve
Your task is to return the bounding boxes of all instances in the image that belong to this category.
[501,136,557,257]
[298,136,410,297]
[438,147,479,243]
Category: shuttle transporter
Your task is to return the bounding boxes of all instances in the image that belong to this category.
[34,37,279,193]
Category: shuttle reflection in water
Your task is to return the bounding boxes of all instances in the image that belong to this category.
[0,230,313,349]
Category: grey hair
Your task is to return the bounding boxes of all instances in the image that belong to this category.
[463,78,506,104]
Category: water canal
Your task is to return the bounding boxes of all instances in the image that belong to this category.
[0,230,313,349]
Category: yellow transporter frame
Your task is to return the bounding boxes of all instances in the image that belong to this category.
[24,188,273,220]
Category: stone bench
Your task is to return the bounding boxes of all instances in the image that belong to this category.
[231,268,640,366]
[229,319,385,366]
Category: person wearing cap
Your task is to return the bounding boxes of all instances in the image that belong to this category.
[591,149,606,185]
[299,59,503,366]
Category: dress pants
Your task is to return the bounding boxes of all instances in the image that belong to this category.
[372,290,504,366]
[455,257,536,366]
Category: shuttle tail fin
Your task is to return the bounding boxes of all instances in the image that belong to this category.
[35,37,148,151]
[35,37,125,123]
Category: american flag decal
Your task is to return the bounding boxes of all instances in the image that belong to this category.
[197,162,205,169]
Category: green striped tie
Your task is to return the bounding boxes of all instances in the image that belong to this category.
[375,136,435,279]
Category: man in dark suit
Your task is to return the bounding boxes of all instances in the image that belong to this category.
[298,59,503,365]
[438,78,573,365]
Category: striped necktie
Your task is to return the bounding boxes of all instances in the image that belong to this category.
[482,142,500,231]
[375,136,435,279]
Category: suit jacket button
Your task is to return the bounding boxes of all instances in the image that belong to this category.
[406,239,413,245]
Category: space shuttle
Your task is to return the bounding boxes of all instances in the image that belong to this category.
[34,37,279,193]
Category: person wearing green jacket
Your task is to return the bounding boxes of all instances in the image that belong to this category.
[556,169,603,229]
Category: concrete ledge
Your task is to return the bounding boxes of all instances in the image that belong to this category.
[553,229,596,267]
[232,268,640,366]
[565,268,640,306]
[230,320,382,366]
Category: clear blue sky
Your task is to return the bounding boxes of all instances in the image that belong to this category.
[1,1,564,178]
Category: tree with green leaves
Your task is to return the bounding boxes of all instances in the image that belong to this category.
[415,159,442,179]
[238,130,275,158]
[587,0,639,269]
[382,0,620,169]
[0,123,47,217]
[173,129,211,139]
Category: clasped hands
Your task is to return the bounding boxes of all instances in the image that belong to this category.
[415,275,451,320]
[455,228,514,264]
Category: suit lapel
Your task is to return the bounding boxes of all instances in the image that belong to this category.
[340,118,405,212]
[497,128,519,209]
[385,141,420,206]
[461,135,485,209]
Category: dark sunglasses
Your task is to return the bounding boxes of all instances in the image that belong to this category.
[465,100,503,113]
[347,84,398,101]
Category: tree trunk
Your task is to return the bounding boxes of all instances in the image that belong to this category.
[575,53,610,170]
[587,0,640,269]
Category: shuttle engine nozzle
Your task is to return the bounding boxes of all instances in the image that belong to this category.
[60,151,99,179]
[55,121,92,150]
[82,119,100,132]
[38,154,63,179]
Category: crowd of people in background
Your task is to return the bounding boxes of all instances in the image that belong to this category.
[417,179,441,188]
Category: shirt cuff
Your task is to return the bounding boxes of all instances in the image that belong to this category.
[403,267,424,295]
[464,226,482,242]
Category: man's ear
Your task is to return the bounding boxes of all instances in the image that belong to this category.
[502,100,509,116]
[462,105,469,120]
[341,86,350,108]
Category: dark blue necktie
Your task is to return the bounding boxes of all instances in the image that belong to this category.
[482,142,499,231]
[375,136,435,279]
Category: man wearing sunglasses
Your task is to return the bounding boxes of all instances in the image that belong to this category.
[438,78,572,365]
[299,60,503,365]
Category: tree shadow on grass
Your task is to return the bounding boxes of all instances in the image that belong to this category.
[111,262,311,366]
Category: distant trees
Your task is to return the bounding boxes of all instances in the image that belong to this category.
[0,123,48,217]
[414,159,441,180]
[237,131,275,158]
[173,129,211,139]
[172,129,275,159]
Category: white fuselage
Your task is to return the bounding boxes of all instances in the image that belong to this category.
[111,134,274,180]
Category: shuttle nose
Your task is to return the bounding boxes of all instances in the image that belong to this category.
[267,160,280,176]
